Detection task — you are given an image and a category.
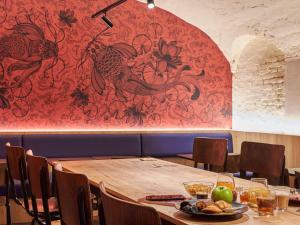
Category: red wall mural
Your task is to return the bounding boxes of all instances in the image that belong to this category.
[0,0,232,130]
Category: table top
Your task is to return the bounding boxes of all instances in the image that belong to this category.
[62,158,300,225]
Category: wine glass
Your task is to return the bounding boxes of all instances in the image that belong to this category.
[216,173,235,190]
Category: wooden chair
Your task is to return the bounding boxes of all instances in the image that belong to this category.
[239,141,285,185]
[26,154,60,225]
[295,171,300,189]
[54,169,93,225]
[192,137,228,172]
[5,144,32,225]
[99,182,162,225]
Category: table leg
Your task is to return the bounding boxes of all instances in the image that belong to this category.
[5,168,12,225]
[90,184,106,225]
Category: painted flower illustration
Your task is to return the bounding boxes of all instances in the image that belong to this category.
[124,105,146,126]
[0,86,10,109]
[221,103,231,118]
[153,38,182,75]
[59,9,77,27]
[71,88,89,107]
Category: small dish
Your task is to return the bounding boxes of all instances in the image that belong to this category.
[183,181,214,198]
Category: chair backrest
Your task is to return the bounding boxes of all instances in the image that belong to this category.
[6,145,27,180]
[192,138,228,171]
[6,144,31,212]
[27,154,55,225]
[54,169,93,225]
[240,141,285,184]
[295,171,300,189]
[99,182,162,225]
[26,154,52,199]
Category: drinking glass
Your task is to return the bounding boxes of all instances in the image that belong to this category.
[256,190,276,216]
[216,173,235,190]
[251,178,268,187]
[273,186,290,212]
[249,178,268,206]
[239,186,250,204]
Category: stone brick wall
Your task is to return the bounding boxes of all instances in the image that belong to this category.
[233,38,285,116]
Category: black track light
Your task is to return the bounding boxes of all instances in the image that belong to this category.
[102,15,113,28]
[91,0,127,19]
[147,0,155,9]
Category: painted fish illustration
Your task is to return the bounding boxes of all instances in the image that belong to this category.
[0,14,64,88]
[84,39,203,102]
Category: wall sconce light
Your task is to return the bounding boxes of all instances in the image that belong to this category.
[147,0,155,9]
[102,15,113,28]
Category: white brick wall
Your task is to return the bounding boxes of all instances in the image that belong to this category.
[233,38,285,116]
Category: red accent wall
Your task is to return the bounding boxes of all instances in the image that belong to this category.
[0,0,232,130]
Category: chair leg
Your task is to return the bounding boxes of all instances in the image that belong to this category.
[97,198,106,225]
[5,168,12,225]
[90,184,105,225]
[6,201,11,225]
[42,198,51,225]
[193,161,197,168]
[31,196,41,225]
[204,164,209,171]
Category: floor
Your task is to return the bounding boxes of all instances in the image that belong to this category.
[0,197,100,225]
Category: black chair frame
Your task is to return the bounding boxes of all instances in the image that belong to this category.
[28,164,60,225]
[6,153,33,225]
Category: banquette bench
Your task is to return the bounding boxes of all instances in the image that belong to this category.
[0,133,233,159]
[0,132,233,195]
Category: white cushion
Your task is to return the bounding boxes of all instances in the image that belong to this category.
[53,162,63,171]
[26,149,34,156]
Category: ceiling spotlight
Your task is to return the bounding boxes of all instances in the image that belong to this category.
[147,0,155,9]
[102,15,113,28]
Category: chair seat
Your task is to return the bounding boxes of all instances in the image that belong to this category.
[0,185,6,196]
[233,171,254,179]
[1,180,29,197]
[23,197,59,213]
[1,171,53,197]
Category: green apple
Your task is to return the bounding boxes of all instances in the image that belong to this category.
[211,186,233,203]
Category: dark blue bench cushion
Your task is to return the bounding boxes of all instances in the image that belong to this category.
[22,134,141,158]
[0,135,22,158]
[233,171,254,179]
[141,133,233,157]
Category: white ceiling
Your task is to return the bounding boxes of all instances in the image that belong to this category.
[139,0,300,62]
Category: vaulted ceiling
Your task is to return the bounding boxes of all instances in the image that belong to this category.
[141,0,300,62]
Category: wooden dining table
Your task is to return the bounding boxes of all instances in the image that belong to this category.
[61,158,300,225]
